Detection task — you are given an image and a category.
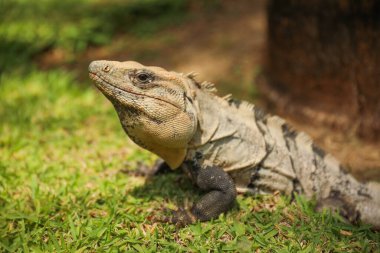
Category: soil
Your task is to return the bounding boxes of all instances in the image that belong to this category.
[37,0,380,181]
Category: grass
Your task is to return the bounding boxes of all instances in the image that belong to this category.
[1,63,379,253]
[0,0,187,72]
[0,1,379,252]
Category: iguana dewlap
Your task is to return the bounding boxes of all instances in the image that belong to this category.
[89,60,380,229]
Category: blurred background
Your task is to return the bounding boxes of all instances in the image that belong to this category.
[1,0,379,179]
[1,1,380,251]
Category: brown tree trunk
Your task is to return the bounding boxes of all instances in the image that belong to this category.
[259,0,380,141]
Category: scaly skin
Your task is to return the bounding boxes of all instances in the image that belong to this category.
[89,60,380,229]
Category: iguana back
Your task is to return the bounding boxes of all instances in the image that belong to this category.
[89,60,380,229]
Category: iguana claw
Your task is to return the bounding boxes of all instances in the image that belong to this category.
[160,207,196,227]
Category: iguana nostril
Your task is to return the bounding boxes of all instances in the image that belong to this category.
[88,61,109,73]
[103,65,111,72]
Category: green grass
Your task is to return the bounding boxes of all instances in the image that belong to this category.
[0,68,379,253]
[0,0,187,72]
[0,0,379,252]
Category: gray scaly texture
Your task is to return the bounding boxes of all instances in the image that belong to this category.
[89,60,380,229]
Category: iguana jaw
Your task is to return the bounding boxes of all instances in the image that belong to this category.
[89,71,181,111]
[89,60,198,169]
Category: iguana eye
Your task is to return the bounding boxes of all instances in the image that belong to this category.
[129,70,155,88]
[135,71,153,84]
[137,73,150,82]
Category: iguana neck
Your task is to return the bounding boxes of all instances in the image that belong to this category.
[113,102,187,169]
[187,89,267,171]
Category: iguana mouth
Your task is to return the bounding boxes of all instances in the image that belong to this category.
[88,72,97,79]
[89,72,182,110]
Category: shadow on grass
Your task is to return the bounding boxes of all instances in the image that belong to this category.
[127,168,379,238]
[127,169,200,204]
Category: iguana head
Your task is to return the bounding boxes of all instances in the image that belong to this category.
[89,60,198,169]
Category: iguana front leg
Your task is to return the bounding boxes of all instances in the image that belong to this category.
[166,165,237,226]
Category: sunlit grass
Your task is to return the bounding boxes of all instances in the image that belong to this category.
[0,69,378,252]
[0,0,379,251]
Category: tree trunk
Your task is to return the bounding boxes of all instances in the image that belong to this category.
[259,0,380,141]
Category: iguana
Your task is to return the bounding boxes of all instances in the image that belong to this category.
[88,60,380,229]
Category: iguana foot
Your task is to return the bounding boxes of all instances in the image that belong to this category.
[316,196,360,224]
[317,196,380,230]
[161,207,196,227]
[158,165,237,226]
